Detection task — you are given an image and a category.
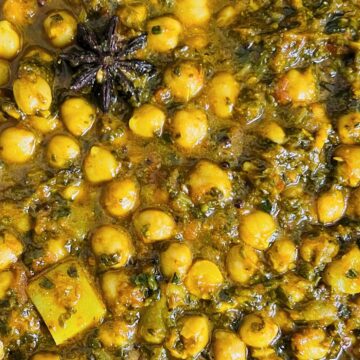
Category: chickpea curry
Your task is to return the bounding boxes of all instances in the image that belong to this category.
[1,0,360,359]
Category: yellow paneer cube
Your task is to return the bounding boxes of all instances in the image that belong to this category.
[27,258,106,345]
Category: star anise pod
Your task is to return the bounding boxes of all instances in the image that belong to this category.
[60,16,156,112]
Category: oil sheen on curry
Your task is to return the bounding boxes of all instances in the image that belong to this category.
[0,0,360,359]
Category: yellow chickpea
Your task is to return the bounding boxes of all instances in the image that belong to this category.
[174,0,211,27]
[28,114,60,134]
[0,20,21,60]
[207,72,240,118]
[316,188,346,225]
[147,16,182,53]
[334,145,360,187]
[31,353,60,360]
[46,135,80,169]
[91,225,133,268]
[83,146,119,184]
[129,104,166,137]
[0,341,3,360]
[172,108,208,149]
[239,314,279,348]
[0,126,37,164]
[291,328,331,360]
[216,6,237,28]
[61,182,84,202]
[2,0,38,26]
[267,238,297,274]
[98,320,135,347]
[0,270,13,300]
[164,61,204,102]
[226,244,259,284]
[13,74,52,115]
[133,209,176,243]
[261,121,286,145]
[275,68,317,106]
[324,246,360,294]
[338,112,360,144]
[117,3,148,30]
[185,259,223,299]
[61,97,96,137]
[101,270,145,314]
[160,243,192,279]
[0,60,10,86]
[213,330,247,360]
[187,160,232,203]
[166,315,210,359]
[102,179,140,218]
[24,47,53,62]
[0,231,23,271]
[239,210,277,250]
[279,273,311,306]
[43,11,77,48]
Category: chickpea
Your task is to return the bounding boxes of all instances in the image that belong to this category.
[2,0,38,26]
[187,160,232,203]
[279,273,312,306]
[133,209,176,243]
[291,328,331,360]
[239,210,277,250]
[164,61,204,102]
[338,112,360,144]
[61,182,84,201]
[174,0,211,27]
[0,20,21,60]
[147,17,182,53]
[275,68,317,106]
[316,188,346,225]
[216,6,237,28]
[98,320,135,347]
[334,145,360,187]
[13,74,52,115]
[290,299,338,326]
[0,270,13,300]
[324,246,360,294]
[28,114,60,134]
[261,121,286,145]
[239,314,279,348]
[91,225,133,268]
[164,282,187,309]
[300,233,339,267]
[0,202,31,233]
[172,108,208,149]
[61,97,96,137]
[213,330,247,360]
[0,126,36,164]
[0,340,3,360]
[31,353,60,360]
[185,259,223,299]
[102,179,139,217]
[129,104,166,138]
[83,146,119,184]
[207,72,240,118]
[0,231,23,271]
[24,47,53,62]
[43,11,77,48]
[0,60,10,86]
[267,238,297,274]
[160,243,192,279]
[101,270,145,314]
[46,135,80,169]
[226,244,259,284]
[117,3,148,30]
[166,315,210,359]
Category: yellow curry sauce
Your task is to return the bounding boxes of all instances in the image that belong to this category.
[0,0,360,359]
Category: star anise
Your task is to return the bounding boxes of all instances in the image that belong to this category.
[60,16,156,112]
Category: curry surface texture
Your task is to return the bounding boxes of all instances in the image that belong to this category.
[1,0,360,359]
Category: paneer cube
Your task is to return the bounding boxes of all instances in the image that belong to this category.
[27,258,106,345]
